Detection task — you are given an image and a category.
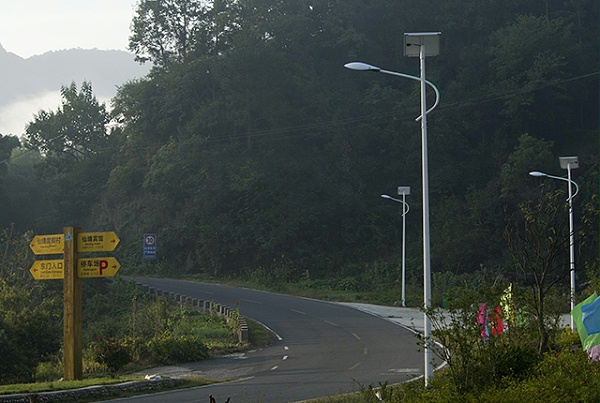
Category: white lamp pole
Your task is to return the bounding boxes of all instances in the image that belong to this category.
[345,31,441,387]
[382,186,411,307]
[530,156,579,330]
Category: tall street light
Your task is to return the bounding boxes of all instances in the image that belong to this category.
[381,186,410,307]
[345,31,441,387]
[529,156,579,330]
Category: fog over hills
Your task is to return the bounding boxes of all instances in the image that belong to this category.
[0,44,150,136]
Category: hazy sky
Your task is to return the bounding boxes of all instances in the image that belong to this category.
[0,1,147,137]
[0,0,137,58]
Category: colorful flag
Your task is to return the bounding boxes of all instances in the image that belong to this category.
[571,293,600,351]
[571,293,598,346]
[581,296,599,335]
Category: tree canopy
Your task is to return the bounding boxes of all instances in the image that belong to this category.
[3,0,598,294]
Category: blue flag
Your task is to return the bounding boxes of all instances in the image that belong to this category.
[571,293,599,350]
[582,296,599,335]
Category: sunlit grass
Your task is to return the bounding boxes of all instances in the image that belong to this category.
[0,377,143,394]
[0,375,221,398]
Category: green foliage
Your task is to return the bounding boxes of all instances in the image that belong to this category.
[23,81,110,171]
[0,228,62,384]
[19,81,117,227]
[79,276,239,373]
[426,285,549,394]
[92,336,132,374]
[505,190,573,354]
[0,134,19,174]
[142,335,209,365]
[479,349,599,403]
[356,381,399,403]
[4,0,596,284]
[310,346,598,402]
[106,0,598,285]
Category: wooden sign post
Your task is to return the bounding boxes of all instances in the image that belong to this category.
[63,226,83,380]
[29,228,121,380]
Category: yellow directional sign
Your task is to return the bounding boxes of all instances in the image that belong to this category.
[77,257,121,278]
[30,234,64,255]
[77,232,120,253]
[30,259,64,280]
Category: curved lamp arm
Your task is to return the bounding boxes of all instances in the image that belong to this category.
[529,171,580,201]
[381,194,410,216]
[344,62,441,122]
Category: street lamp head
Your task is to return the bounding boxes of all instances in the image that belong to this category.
[344,62,381,72]
[529,171,548,177]
[380,194,392,199]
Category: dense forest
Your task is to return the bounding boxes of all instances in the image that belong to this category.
[0,0,598,294]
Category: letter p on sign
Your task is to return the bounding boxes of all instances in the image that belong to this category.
[99,259,108,276]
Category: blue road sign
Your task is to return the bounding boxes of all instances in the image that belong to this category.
[143,233,157,259]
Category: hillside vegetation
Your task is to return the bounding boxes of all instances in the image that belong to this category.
[0,0,598,394]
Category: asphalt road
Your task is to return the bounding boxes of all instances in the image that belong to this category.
[107,277,424,402]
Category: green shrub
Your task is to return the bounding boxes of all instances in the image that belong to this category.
[479,349,599,402]
[92,336,132,374]
[144,335,209,365]
[491,342,538,381]
[34,360,62,382]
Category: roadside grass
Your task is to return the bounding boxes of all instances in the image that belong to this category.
[0,316,276,397]
[0,376,220,403]
[0,377,141,395]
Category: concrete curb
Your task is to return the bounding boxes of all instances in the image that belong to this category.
[0,378,184,403]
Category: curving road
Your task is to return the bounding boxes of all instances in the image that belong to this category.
[111,277,423,402]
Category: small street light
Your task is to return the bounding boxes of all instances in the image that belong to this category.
[529,156,579,330]
[381,186,410,307]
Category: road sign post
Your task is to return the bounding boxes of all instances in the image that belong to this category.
[63,226,83,381]
[29,227,121,381]
[143,233,157,259]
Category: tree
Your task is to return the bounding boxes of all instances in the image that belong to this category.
[504,190,571,354]
[23,81,115,227]
[0,149,48,231]
[486,15,584,141]
[24,81,110,176]
[0,134,19,175]
[129,0,214,67]
[500,133,555,207]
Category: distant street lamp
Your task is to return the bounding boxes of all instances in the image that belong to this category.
[382,186,411,307]
[345,31,441,387]
[529,156,579,330]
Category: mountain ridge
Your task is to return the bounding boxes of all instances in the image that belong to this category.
[0,43,150,105]
[0,43,150,136]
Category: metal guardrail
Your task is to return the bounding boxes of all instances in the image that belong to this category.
[135,282,249,343]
